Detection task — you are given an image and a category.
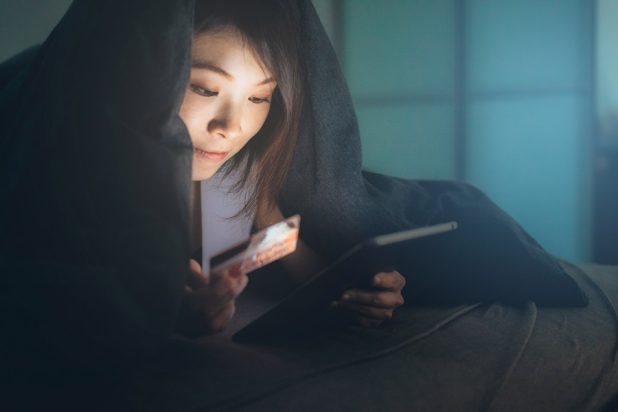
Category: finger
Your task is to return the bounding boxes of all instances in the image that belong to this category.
[226,262,244,278]
[208,301,236,333]
[342,289,404,309]
[189,271,248,304]
[185,272,248,321]
[372,271,406,291]
[211,262,244,280]
[334,301,395,320]
[187,271,210,290]
[187,285,236,319]
[187,259,210,289]
[190,258,202,274]
[210,272,249,301]
[186,287,227,316]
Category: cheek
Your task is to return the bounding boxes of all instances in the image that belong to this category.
[235,107,271,151]
[243,105,271,139]
[179,95,206,144]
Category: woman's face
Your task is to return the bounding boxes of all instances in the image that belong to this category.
[180,26,276,181]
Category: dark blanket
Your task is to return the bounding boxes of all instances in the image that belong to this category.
[1,0,194,367]
[126,262,618,412]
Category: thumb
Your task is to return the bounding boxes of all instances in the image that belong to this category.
[188,258,210,288]
[190,258,202,274]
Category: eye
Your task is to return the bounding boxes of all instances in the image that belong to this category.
[249,96,271,104]
[190,84,217,97]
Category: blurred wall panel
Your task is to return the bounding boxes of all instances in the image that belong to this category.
[466,1,587,93]
[464,0,593,261]
[357,104,455,179]
[328,0,594,261]
[466,96,587,260]
[342,0,457,180]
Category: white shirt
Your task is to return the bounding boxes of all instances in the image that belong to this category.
[200,170,254,273]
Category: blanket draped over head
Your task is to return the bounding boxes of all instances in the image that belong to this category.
[0,0,585,370]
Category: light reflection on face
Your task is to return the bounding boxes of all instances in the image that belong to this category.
[179,26,276,181]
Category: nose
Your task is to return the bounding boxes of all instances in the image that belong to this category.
[207,102,243,140]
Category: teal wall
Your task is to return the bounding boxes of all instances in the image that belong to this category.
[345,1,456,179]
[464,0,592,262]
[313,0,594,262]
[0,0,72,61]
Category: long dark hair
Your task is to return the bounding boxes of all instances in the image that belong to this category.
[194,0,303,221]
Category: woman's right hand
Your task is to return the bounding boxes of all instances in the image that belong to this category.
[176,259,248,336]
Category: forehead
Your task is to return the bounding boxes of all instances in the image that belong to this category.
[191,26,272,79]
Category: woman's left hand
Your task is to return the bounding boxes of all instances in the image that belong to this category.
[333,271,406,328]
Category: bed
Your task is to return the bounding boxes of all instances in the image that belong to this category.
[123,261,618,412]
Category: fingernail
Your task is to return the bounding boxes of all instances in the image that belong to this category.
[342,293,350,301]
[374,276,382,286]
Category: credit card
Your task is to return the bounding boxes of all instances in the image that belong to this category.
[210,215,301,276]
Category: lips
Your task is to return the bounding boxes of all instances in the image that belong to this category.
[194,147,229,162]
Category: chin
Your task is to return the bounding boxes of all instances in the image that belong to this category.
[192,167,217,181]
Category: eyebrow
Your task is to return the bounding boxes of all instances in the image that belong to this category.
[191,60,276,86]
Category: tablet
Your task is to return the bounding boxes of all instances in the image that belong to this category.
[232,221,458,343]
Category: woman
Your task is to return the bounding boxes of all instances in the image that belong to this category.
[176,0,406,335]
